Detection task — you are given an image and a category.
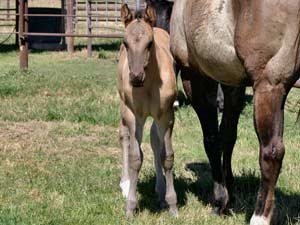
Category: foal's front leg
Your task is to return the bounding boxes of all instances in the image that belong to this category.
[152,111,178,216]
[119,117,130,198]
[150,122,166,208]
[120,104,145,217]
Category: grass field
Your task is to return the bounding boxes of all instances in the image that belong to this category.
[0,43,300,225]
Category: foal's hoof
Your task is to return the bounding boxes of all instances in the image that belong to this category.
[125,209,134,218]
[169,205,179,218]
[126,200,137,218]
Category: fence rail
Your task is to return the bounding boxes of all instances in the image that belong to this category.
[0,0,143,70]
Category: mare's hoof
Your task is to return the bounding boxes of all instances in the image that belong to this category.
[213,183,229,215]
[212,206,222,215]
[250,214,270,225]
[159,200,168,209]
[211,203,227,216]
[169,205,179,218]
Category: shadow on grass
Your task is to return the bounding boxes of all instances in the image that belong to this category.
[0,44,17,53]
[137,162,300,225]
[245,93,253,104]
[75,41,122,52]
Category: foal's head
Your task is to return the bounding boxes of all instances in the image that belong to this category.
[121,4,156,87]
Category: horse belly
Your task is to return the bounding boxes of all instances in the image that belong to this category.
[187,0,247,86]
[194,39,247,86]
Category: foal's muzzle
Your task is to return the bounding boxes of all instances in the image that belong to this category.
[130,72,145,87]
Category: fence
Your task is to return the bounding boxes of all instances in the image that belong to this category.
[0,0,142,70]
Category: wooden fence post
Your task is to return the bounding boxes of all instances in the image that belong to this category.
[61,0,66,48]
[86,0,92,57]
[19,0,28,71]
[15,0,19,46]
[67,0,74,53]
[7,0,10,19]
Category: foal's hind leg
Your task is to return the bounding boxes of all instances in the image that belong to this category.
[181,67,226,214]
[151,113,178,216]
[220,85,245,203]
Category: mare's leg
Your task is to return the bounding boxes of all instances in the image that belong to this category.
[120,104,145,217]
[217,84,224,113]
[219,85,245,202]
[151,110,178,216]
[250,81,289,225]
[234,3,300,223]
[119,117,130,198]
[181,67,226,213]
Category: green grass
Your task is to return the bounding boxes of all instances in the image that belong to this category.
[0,44,300,225]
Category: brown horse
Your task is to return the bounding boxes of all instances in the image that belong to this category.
[170,1,300,225]
[118,4,178,217]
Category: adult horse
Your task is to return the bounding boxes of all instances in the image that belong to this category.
[170,1,300,225]
[147,0,225,110]
[146,0,173,33]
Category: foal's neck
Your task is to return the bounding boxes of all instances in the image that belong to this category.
[146,41,160,80]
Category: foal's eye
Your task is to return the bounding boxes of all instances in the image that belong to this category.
[147,41,153,49]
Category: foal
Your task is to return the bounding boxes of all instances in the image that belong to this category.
[118,4,178,217]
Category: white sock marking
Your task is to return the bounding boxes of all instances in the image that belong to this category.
[120,180,130,198]
[250,214,269,225]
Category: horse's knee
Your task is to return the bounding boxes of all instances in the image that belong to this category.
[261,140,285,164]
[129,153,143,171]
[260,140,285,183]
[163,152,174,170]
[119,133,129,145]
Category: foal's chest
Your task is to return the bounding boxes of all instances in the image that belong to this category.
[124,83,175,119]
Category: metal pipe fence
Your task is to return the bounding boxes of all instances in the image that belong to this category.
[0,0,139,70]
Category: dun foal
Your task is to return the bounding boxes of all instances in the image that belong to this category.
[118,4,178,217]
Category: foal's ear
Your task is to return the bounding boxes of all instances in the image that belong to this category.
[121,4,133,27]
[144,4,156,27]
